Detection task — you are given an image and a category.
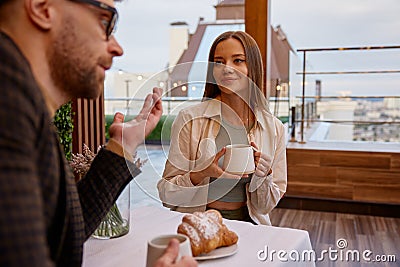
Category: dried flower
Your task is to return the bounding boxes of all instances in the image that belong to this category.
[69,144,101,179]
[69,143,147,239]
[69,144,147,179]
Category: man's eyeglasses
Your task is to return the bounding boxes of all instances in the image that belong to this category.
[69,0,118,40]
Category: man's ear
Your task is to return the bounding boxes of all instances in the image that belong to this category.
[24,0,53,30]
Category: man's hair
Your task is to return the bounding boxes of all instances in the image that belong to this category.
[0,0,13,11]
[0,0,12,7]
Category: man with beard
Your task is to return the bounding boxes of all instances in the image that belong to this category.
[0,0,196,266]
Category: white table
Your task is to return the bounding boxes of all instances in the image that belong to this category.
[83,206,315,267]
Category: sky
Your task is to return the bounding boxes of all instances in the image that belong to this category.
[112,0,400,97]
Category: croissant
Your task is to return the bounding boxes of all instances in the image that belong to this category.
[177,209,238,256]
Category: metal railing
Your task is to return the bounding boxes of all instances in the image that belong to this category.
[289,96,400,143]
[105,96,291,121]
[104,97,203,116]
[294,45,400,143]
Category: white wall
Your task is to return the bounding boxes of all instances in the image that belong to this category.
[104,71,168,115]
[169,25,189,68]
[317,100,357,141]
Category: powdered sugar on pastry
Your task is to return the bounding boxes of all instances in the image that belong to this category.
[181,223,200,244]
[177,209,238,256]
[194,212,220,240]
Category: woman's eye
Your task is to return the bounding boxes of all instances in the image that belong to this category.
[214,61,223,65]
[234,58,245,63]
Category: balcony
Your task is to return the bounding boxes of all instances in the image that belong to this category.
[280,45,400,216]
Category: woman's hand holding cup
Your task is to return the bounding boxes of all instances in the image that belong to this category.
[222,144,256,175]
[251,142,272,177]
[190,148,240,185]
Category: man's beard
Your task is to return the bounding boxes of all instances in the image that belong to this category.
[48,23,103,99]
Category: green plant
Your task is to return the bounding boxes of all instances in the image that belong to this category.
[54,102,74,160]
[104,114,175,143]
[278,116,289,124]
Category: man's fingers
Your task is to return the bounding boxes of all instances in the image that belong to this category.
[152,92,161,107]
[152,87,163,97]
[137,94,153,120]
[142,93,153,111]
[156,239,180,265]
[141,89,163,121]
[151,87,163,109]
[179,256,198,267]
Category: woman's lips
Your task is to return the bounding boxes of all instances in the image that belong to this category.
[220,77,238,84]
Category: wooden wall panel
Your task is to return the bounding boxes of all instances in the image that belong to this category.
[287,150,320,166]
[287,182,353,200]
[337,169,400,186]
[245,0,270,96]
[72,93,105,155]
[354,185,400,203]
[392,153,400,170]
[287,166,337,184]
[321,152,391,169]
[287,148,400,204]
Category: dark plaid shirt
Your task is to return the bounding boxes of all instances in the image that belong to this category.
[0,32,140,266]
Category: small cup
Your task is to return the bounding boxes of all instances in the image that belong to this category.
[222,144,255,175]
[146,234,192,267]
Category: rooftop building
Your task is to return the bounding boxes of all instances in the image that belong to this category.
[167,0,294,99]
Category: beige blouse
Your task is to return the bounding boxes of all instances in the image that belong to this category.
[157,99,287,225]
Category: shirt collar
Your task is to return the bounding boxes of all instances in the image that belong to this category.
[203,97,269,130]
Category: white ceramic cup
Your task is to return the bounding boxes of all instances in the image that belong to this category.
[222,144,255,175]
[146,234,192,267]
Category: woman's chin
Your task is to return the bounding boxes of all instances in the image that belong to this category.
[220,86,247,96]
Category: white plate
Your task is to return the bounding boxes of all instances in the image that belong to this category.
[194,244,238,260]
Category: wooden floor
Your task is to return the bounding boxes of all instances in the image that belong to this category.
[269,208,400,267]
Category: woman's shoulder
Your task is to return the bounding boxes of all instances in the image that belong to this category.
[256,108,284,126]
